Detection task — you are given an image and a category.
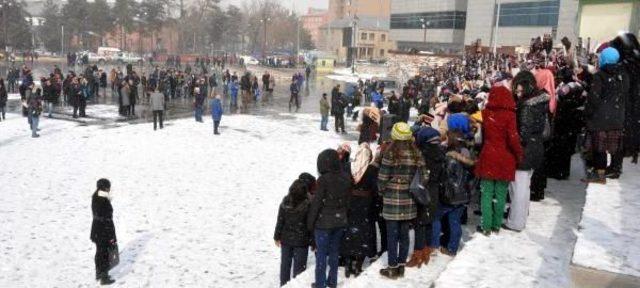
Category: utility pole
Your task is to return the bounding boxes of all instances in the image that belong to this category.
[492,0,502,57]
[61,25,64,57]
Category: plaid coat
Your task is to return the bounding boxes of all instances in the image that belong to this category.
[378,147,428,221]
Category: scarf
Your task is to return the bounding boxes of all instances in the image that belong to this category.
[351,143,373,184]
[534,68,557,114]
[97,190,112,201]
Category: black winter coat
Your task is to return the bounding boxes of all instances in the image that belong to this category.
[0,86,6,107]
[417,143,445,225]
[585,65,630,131]
[388,96,401,116]
[516,93,549,170]
[90,192,117,245]
[331,93,346,116]
[274,196,312,247]
[308,150,351,231]
[341,165,377,258]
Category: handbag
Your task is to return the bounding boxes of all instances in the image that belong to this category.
[107,242,120,270]
[409,169,430,205]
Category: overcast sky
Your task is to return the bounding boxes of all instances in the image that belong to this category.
[219,0,328,13]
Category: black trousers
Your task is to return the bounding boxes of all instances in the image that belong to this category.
[214,120,220,134]
[79,99,87,117]
[130,103,136,116]
[95,243,109,275]
[530,141,550,194]
[334,114,345,132]
[153,111,164,130]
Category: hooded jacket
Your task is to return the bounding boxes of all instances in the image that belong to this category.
[585,64,630,131]
[274,196,312,247]
[517,92,549,170]
[475,86,523,182]
[307,149,352,231]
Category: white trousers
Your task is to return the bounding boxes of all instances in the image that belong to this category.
[506,170,533,231]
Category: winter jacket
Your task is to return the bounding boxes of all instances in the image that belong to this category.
[307,149,352,231]
[194,93,205,108]
[120,85,131,106]
[27,92,42,117]
[0,86,7,107]
[43,83,57,103]
[417,143,445,225]
[331,93,346,116]
[240,75,251,91]
[378,145,429,221]
[150,91,164,111]
[516,92,549,170]
[290,83,299,95]
[274,196,312,247]
[388,96,401,116]
[585,64,630,131]
[475,86,523,182]
[341,166,377,258]
[90,191,117,245]
[210,98,223,121]
[320,97,330,116]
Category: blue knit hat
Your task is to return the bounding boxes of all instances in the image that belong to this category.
[447,113,471,137]
[599,47,620,68]
[416,127,441,146]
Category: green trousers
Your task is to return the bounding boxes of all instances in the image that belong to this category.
[480,179,509,232]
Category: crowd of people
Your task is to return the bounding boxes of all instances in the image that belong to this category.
[274,33,640,288]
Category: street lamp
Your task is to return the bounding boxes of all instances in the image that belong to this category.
[260,17,271,60]
[420,18,431,45]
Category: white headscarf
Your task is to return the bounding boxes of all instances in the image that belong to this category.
[351,143,373,184]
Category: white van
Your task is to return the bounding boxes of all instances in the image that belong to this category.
[97,47,121,61]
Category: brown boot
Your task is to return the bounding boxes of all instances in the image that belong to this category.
[405,249,424,268]
[420,247,433,266]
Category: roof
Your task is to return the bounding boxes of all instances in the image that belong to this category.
[320,16,390,31]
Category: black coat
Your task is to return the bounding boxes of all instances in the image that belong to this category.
[341,165,377,258]
[516,93,549,170]
[585,64,630,131]
[274,196,312,247]
[307,150,351,231]
[0,86,6,107]
[417,143,445,225]
[331,92,346,116]
[388,96,401,116]
[90,192,117,245]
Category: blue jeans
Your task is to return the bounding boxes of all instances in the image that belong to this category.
[314,228,345,288]
[29,115,39,136]
[47,102,54,117]
[386,220,411,267]
[429,204,464,254]
[320,114,328,130]
[194,107,203,122]
[280,245,308,286]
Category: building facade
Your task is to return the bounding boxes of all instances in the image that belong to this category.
[328,0,391,20]
[390,0,469,53]
[301,8,330,49]
[319,16,395,63]
[578,0,640,44]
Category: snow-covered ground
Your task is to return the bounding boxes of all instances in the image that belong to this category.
[572,160,640,278]
[60,104,126,122]
[0,112,351,287]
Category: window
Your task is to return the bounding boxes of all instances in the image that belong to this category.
[380,49,385,56]
[369,33,375,41]
[321,60,326,67]
[367,48,373,56]
[381,34,386,42]
[498,0,560,27]
[361,33,367,40]
[391,11,467,30]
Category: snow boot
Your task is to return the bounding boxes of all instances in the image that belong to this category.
[98,274,115,285]
[406,249,424,268]
[379,266,402,279]
[583,169,606,184]
[420,247,433,266]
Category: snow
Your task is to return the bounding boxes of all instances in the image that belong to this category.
[0,112,348,287]
[8,93,21,100]
[572,159,640,278]
[286,156,588,288]
[434,156,587,288]
[60,104,126,122]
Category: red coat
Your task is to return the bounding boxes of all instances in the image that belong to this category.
[475,86,523,182]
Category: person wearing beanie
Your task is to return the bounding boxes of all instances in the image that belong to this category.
[584,47,630,184]
[90,178,117,285]
[378,122,429,279]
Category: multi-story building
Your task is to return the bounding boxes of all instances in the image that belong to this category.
[390,0,468,53]
[319,16,395,63]
[328,0,391,20]
[301,8,330,49]
[578,0,640,44]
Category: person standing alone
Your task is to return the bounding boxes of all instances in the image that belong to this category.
[319,93,330,131]
[90,179,117,285]
[149,85,165,130]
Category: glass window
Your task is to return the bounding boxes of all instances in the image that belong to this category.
[370,33,375,40]
[381,34,386,41]
[380,49,385,56]
[361,33,367,40]
[498,0,560,27]
[367,48,373,56]
[391,11,466,30]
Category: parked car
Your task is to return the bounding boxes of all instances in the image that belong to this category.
[112,52,144,65]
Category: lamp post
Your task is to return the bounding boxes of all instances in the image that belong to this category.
[260,16,271,60]
[420,18,430,45]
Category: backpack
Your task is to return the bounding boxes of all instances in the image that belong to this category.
[410,168,430,205]
[441,150,475,205]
